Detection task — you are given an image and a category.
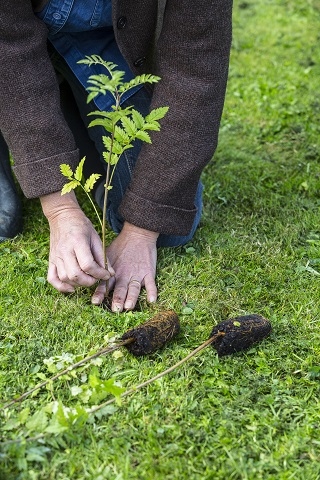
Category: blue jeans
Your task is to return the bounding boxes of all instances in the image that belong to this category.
[51,48,203,247]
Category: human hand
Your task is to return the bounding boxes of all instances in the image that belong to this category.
[41,191,114,293]
[91,221,159,312]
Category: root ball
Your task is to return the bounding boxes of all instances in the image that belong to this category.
[210,314,272,356]
[121,310,180,356]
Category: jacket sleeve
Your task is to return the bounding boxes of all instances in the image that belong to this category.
[118,0,233,235]
[0,0,78,198]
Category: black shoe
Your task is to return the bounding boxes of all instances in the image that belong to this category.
[0,134,23,241]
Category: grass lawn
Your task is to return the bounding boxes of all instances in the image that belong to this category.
[1,0,320,478]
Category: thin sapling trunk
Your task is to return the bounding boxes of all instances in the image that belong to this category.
[60,56,168,296]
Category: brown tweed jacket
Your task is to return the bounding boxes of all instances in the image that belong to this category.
[0,0,232,235]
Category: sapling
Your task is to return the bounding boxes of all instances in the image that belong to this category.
[0,314,271,446]
[0,313,271,412]
[90,314,272,414]
[0,310,180,410]
[60,55,168,275]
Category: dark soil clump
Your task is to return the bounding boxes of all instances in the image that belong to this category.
[210,314,272,356]
[122,310,180,356]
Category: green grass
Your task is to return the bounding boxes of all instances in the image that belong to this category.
[1,0,320,478]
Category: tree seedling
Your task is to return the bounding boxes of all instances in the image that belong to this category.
[0,311,180,410]
[0,313,271,412]
[88,314,272,414]
[60,55,168,278]
[0,314,271,446]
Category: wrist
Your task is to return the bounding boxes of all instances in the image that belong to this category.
[40,191,81,220]
[122,221,159,242]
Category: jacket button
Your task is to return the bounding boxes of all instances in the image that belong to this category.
[117,16,127,29]
[134,57,146,67]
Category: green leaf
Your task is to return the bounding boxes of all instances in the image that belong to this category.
[73,405,89,426]
[60,164,74,179]
[2,417,21,431]
[146,106,169,122]
[110,153,120,166]
[89,106,132,127]
[45,418,68,435]
[87,91,99,104]
[102,151,119,166]
[112,350,124,361]
[94,405,117,418]
[89,368,100,389]
[55,401,70,428]
[16,457,28,472]
[79,57,128,95]
[26,409,48,433]
[109,70,125,87]
[88,109,114,119]
[18,407,30,425]
[135,131,152,143]
[131,109,145,129]
[109,106,134,123]
[43,357,58,374]
[113,139,126,155]
[185,246,196,254]
[44,401,56,414]
[102,136,112,151]
[26,446,50,463]
[102,379,125,406]
[182,306,194,315]
[78,56,118,73]
[114,125,130,144]
[143,121,161,131]
[88,74,113,86]
[61,180,80,195]
[84,173,102,193]
[122,144,134,152]
[90,378,125,405]
[118,74,161,94]
[74,157,86,181]
[91,357,103,366]
[89,118,113,133]
[70,385,83,396]
[121,116,137,137]
[102,151,110,164]
[87,75,117,94]
[45,402,71,434]
[79,387,93,403]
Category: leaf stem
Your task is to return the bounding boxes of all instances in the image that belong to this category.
[80,184,103,229]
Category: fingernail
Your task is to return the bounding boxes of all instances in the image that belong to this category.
[124,301,134,310]
[148,296,157,303]
[112,304,122,313]
[91,296,101,305]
